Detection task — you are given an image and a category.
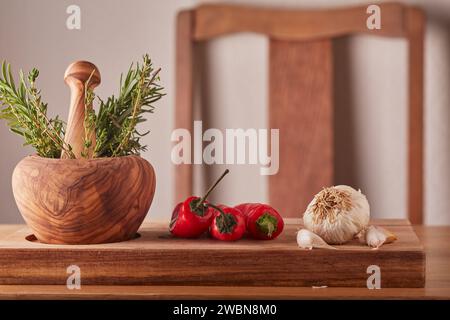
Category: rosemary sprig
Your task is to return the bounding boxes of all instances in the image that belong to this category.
[0,61,74,158]
[94,54,164,157]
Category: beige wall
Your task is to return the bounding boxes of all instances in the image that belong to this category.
[0,0,449,225]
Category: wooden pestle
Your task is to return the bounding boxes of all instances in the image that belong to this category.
[62,61,101,159]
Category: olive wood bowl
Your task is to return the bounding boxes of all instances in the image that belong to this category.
[12,155,155,244]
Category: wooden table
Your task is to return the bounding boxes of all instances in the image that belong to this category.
[0,225,448,300]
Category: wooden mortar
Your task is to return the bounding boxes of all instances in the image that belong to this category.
[11,61,156,244]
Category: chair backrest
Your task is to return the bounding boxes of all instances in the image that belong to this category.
[175,3,425,224]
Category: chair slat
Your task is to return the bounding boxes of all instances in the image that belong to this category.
[175,10,195,203]
[194,3,406,41]
[406,7,425,224]
[269,39,333,217]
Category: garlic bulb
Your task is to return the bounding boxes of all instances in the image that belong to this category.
[297,229,336,250]
[357,225,397,248]
[303,185,370,244]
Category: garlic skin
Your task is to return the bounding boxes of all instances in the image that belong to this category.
[297,229,336,250]
[303,185,370,244]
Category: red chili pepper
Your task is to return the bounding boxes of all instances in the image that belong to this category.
[235,203,284,240]
[170,169,229,238]
[209,204,246,241]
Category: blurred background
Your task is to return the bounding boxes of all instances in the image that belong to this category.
[0,0,449,225]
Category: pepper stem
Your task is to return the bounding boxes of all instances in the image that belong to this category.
[206,203,226,216]
[256,213,278,237]
[207,203,236,234]
[194,169,229,210]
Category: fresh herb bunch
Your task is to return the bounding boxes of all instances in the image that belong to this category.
[94,54,164,157]
[0,61,74,158]
[0,54,163,159]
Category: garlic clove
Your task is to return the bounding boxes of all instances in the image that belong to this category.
[297,229,337,250]
[360,225,397,249]
[366,226,386,248]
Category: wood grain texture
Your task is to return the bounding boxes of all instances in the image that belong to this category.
[0,224,447,300]
[11,155,155,244]
[0,285,447,300]
[62,61,101,159]
[405,7,425,225]
[174,10,194,204]
[0,220,424,288]
[269,39,333,218]
[194,3,406,41]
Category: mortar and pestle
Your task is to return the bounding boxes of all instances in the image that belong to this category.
[11,61,156,244]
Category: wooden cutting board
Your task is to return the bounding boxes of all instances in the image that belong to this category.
[0,219,425,287]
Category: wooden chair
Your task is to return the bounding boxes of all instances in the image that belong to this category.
[175,3,425,224]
